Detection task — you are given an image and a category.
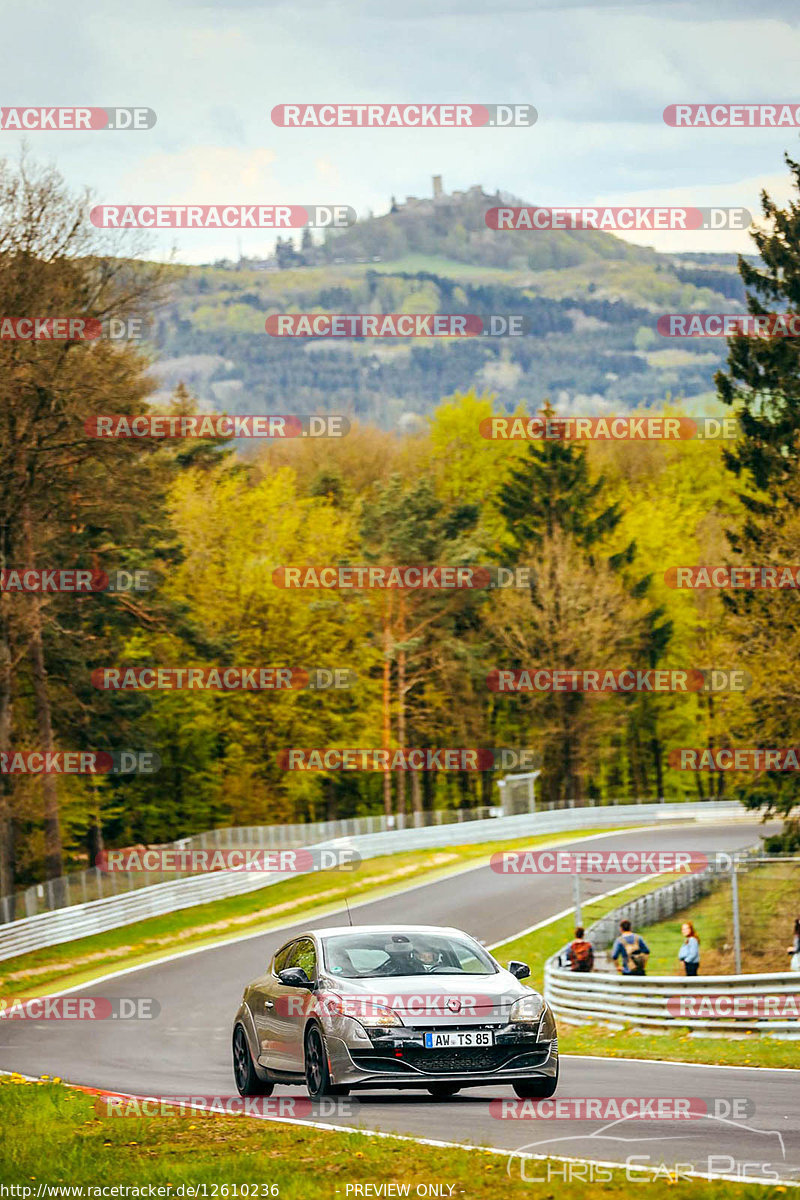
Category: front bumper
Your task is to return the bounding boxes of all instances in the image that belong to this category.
[326,1025,559,1089]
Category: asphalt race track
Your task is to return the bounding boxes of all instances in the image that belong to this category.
[2,820,798,1184]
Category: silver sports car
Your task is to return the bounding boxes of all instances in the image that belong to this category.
[232,924,558,1100]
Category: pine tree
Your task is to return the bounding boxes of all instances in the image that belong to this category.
[716,154,800,548]
[715,162,800,836]
[494,404,672,803]
[497,405,623,553]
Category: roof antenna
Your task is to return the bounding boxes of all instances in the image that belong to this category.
[344,897,354,927]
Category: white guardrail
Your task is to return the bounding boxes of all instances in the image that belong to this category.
[0,800,752,962]
[544,853,800,1038]
[544,964,800,1038]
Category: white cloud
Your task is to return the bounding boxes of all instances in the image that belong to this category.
[117,146,278,201]
[589,170,796,253]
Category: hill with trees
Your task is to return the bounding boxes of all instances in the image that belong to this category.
[144,184,749,426]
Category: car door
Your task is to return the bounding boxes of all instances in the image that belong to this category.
[252,940,297,1071]
[279,937,318,1072]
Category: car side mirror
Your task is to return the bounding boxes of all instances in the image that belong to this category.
[508,960,531,980]
[278,967,312,988]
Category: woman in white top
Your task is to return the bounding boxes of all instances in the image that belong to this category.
[678,921,700,976]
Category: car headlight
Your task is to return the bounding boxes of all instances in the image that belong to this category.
[320,994,404,1028]
[360,1005,404,1028]
[510,993,546,1024]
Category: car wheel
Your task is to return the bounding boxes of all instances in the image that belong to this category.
[305,1023,336,1099]
[427,1084,461,1099]
[232,1024,274,1097]
[513,1060,559,1099]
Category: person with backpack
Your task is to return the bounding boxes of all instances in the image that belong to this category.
[678,921,700,976]
[612,919,650,976]
[566,926,594,972]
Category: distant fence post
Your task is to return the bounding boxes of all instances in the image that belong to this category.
[731,863,742,974]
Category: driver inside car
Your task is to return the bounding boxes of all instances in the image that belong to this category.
[412,947,442,969]
[380,943,425,975]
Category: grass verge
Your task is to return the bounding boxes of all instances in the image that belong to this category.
[0,1075,788,1196]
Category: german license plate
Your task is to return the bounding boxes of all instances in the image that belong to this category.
[423,1030,494,1049]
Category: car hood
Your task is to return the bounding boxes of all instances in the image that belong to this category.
[317,970,532,1022]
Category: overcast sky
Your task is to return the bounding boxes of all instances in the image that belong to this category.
[2,0,799,261]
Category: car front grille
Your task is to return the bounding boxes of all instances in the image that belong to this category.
[352,1045,551,1076]
[405,1047,516,1073]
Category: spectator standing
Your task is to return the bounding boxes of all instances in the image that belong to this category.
[678,921,700,976]
[787,917,800,972]
[566,925,594,972]
[612,919,650,976]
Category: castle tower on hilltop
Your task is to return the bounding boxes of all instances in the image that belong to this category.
[388,176,492,214]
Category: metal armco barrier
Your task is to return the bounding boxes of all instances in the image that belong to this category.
[544,963,800,1037]
[0,799,750,962]
[0,794,744,925]
[544,849,800,1038]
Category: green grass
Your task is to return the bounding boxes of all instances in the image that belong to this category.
[635,863,799,977]
[0,1075,787,1195]
[550,1022,800,1070]
[363,254,522,281]
[0,825,634,1001]
[491,869,800,1070]
[491,873,688,992]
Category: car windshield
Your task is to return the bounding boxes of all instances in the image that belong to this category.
[322,931,497,978]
